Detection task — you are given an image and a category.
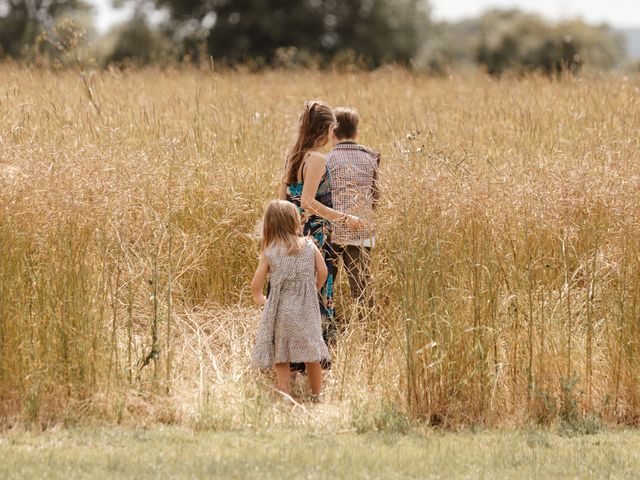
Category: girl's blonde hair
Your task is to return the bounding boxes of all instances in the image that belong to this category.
[262,200,304,255]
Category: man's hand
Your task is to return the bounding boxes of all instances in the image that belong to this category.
[345,214,363,231]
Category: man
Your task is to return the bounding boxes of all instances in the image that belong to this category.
[327,107,380,319]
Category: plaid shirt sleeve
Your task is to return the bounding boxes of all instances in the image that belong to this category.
[372,151,381,208]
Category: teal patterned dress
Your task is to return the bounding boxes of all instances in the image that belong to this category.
[286,167,336,369]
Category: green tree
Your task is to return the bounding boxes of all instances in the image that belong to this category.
[150,0,431,66]
[475,10,625,75]
[99,15,171,66]
[418,10,626,75]
[0,0,89,58]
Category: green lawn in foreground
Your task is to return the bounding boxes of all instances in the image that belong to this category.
[0,427,639,479]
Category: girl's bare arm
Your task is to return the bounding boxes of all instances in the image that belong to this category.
[251,254,269,305]
[313,244,328,290]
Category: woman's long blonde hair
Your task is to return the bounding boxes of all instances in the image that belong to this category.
[262,200,304,255]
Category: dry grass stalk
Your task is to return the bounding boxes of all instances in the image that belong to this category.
[0,67,639,429]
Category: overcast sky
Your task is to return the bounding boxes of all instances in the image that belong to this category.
[432,0,640,27]
[91,0,640,33]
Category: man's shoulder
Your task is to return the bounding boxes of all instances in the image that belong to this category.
[358,144,380,162]
[328,143,380,164]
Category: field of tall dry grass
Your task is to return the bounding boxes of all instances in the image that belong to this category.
[1,66,639,430]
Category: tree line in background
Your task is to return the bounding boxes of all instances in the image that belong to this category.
[0,0,634,73]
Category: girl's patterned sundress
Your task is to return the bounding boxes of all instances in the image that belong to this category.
[251,239,331,369]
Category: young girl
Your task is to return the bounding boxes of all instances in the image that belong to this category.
[251,199,330,399]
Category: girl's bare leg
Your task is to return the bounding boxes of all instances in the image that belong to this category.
[305,362,322,395]
[275,362,291,394]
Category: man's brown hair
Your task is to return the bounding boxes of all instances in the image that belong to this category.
[333,107,359,140]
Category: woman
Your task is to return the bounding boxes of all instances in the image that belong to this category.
[279,100,361,369]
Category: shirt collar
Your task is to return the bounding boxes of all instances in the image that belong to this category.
[333,141,361,150]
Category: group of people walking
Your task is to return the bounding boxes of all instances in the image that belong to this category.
[250,101,380,401]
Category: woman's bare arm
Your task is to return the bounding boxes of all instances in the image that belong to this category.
[278,178,287,200]
[301,153,362,230]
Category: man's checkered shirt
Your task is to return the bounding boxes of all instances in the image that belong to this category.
[326,142,380,244]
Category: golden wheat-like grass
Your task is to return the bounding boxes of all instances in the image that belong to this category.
[0,66,639,428]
